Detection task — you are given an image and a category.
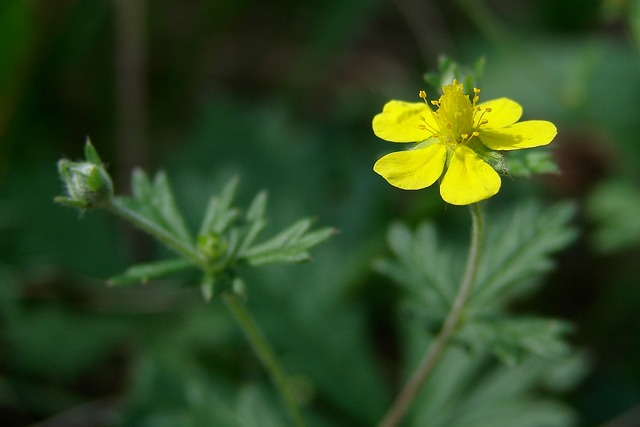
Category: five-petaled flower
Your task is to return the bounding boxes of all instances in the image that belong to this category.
[372,80,557,205]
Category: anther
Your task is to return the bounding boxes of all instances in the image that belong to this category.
[485,107,492,112]
[419,90,427,100]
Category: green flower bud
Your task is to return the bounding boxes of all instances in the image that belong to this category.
[197,231,228,262]
[55,157,113,209]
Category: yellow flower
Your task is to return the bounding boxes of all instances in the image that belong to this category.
[372,80,557,205]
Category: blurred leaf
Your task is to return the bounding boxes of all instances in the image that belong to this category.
[237,190,268,255]
[198,177,240,236]
[236,385,286,427]
[424,56,486,94]
[126,169,194,248]
[375,201,577,373]
[506,149,560,177]
[471,201,577,309]
[373,222,454,323]
[243,218,336,266]
[109,258,196,285]
[458,316,573,366]
[404,325,582,427]
[586,179,640,253]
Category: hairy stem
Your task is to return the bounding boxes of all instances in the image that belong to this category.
[224,293,306,427]
[378,203,484,427]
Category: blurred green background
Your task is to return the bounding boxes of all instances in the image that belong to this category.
[2,0,640,425]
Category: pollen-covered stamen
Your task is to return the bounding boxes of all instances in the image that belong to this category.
[417,90,443,136]
[473,106,492,128]
[417,114,440,136]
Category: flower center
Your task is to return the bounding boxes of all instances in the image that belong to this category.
[418,80,492,147]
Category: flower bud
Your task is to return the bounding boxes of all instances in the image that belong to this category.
[56,158,113,209]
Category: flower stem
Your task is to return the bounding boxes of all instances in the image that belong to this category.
[223,293,306,427]
[378,203,484,427]
[106,196,306,426]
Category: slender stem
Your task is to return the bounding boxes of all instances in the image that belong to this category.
[106,197,208,270]
[223,293,306,427]
[378,203,484,427]
[106,196,306,426]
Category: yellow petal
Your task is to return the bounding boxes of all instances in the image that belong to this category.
[477,98,522,129]
[440,145,501,205]
[372,101,437,143]
[479,120,557,151]
[373,143,447,190]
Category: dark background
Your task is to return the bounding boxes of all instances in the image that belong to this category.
[1,0,640,425]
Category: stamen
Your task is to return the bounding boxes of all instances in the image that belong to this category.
[418,113,440,135]
[474,107,492,127]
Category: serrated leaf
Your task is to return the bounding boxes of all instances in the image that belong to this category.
[108,258,196,285]
[198,177,241,236]
[471,202,577,309]
[125,169,194,248]
[151,172,193,245]
[238,191,268,255]
[373,222,457,320]
[244,219,335,266]
[406,336,581,427]
[457,316,572,366]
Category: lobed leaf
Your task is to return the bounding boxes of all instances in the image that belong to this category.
[108,258,196,285]
[198,177,241,236]
[244,219,335,266]
[471,201,577,309]
[127,169,194,247]
[457,316,573,366]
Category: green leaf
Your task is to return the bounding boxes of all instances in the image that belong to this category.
[108,258,196,285]
[404,325,582,427]
[236,385,286,427]
[126,169,194,248]
[373,222,457,322]
[198,177,241,236]
[586,179,640,253]
[506,149,560,177]
[244,219,336,266]
[457,316,573,366]
[471,201,577,309]
[152,172,193,245]
[238,190,268,254]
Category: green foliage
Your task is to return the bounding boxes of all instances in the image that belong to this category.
[424,55,486,94]
[55,141,335,302]
[586,179,640,253]
[506,149,560,177]
[404,334,586,427]
[375,201,578,366]
[472,201,578,308]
